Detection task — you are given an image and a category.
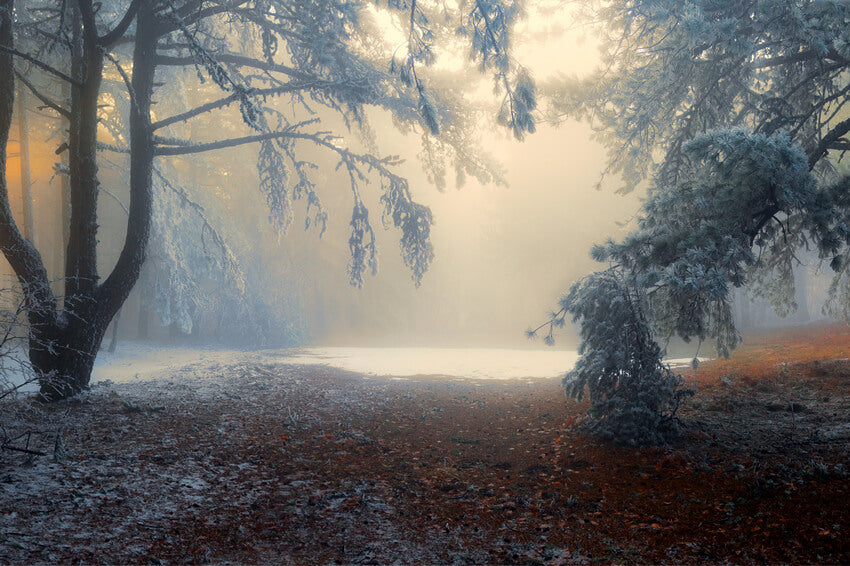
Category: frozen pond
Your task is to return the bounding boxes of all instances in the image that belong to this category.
[3,343,703,392]
[275,347,702,380]
[274,347,581,380]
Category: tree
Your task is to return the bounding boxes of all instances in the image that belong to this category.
[550,269,691,446]
[0,0,537,400]
[537,0,850,443]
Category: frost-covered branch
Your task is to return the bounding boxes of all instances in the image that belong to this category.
[151,80,351,131]
[154,129,327,155]
[98,0,140,46]
[809,116,850,169]
[0,44,80,86]
[154,52,310,81]
[13,70,69,119]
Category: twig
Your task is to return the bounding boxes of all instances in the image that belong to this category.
[1,444,47,456]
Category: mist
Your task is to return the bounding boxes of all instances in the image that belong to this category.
[308,120,642,348]
[273,12,644,349]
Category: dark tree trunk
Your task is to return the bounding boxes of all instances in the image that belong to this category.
[15,86,34,242]
[0,0,157,401]
[30,311,110,400]
[1,0,62,396]
[37,0,157,400]
[108,307,122,353]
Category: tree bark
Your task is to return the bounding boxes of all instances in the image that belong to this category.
[0,0,158,400]
[35,0,158,400]
[1,0,65,398]
[15,85,34,242]
[97,0,157,327]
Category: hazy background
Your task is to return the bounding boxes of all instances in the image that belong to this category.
[296,6,644,348]
[3,2,830,352]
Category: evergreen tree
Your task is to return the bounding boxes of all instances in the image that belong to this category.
[537,0,850,443]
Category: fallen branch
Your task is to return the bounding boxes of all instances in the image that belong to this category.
[1,444,47,456]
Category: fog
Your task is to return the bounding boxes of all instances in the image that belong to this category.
[313,120,642,348]
[285,16,644,349]
[2,2,831,354]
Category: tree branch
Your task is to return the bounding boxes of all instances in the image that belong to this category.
[103,51,136,115]
[154,52,312,81]
[14,71,70,118]
[0,45,81,86]
[97,141,130,153]
[153,0,250,37]
[809,116,850,169]
[153,128,321,155]
[150,80,344,131]
[1,444,47,457]
[99,0,139,46]
[751,47,849,69]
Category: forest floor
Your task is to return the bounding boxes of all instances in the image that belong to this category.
[1,323,849,564]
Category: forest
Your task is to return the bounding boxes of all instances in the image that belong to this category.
[1,0,849,563]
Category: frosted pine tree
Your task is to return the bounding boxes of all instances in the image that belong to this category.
[536,0,850,443]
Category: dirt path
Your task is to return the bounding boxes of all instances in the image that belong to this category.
[2,329,849,564]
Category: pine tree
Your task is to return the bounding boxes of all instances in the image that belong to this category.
[537,0,850,443]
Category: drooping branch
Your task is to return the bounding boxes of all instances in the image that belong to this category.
[809,116,850,169]
[103,51,136,114]
[747,204,781,245]
[152,168,242,279]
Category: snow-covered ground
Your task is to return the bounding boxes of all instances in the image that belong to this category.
[268,346,582,380]
[94,343,703,383]
[91,342,263,383]
[3,342,704,393]
[92,343,583,383]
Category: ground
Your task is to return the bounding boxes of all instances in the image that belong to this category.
[1,324,849,564]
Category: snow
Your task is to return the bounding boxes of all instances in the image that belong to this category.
[2,343,705,396]
[5,350,556,563]
[271,346,581,380]
[91,343,263,383]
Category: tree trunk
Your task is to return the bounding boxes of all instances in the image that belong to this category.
[17,0,157,400]
[0,0,62,396]
[108,306,121,353]
[60,80,72,296]
[15,86,34,242]
[30,313,108,400]
[794,265,810,324]
[137,292,150,339]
